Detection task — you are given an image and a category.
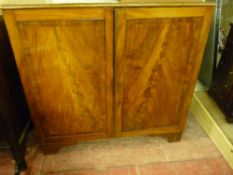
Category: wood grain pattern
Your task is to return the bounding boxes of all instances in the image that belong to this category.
[3,8,114,144]
[3,6,214,150]
[126,7,207,19]
[115,7,214,137]
[14,8,105,21]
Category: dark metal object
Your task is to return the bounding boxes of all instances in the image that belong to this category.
[0,16,31,174]
[0,120,29,175]
[209,23,233,123]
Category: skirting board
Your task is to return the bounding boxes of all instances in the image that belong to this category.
[191,91,233,169]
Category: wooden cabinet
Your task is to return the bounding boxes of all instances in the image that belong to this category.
[3,4,214,151]
[115,7,213,139]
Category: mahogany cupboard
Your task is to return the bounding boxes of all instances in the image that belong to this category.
[3,2,214,152]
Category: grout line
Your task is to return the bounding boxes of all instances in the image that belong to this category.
[39,155,46,175]
[135,165,141,175]
[159,144,170,162]
[135,157,223,167]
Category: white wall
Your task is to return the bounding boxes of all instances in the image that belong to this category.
[0,0,6,4]
[222,0,233,34]
[0,0,50,5]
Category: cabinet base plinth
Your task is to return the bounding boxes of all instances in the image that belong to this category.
[167,133,182,142]
[38,133,183,154]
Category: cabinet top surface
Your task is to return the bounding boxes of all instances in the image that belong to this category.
[1,0,215,10]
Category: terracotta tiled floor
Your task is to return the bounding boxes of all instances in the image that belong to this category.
[1,113,233,175]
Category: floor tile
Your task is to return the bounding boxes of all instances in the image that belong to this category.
[46,171,102,175]
[173,158,233,175]
[139,163,177,175]
[1,114,231,175]
[161,138,221,162]
[107,166,137,175]
[43,147,106,173]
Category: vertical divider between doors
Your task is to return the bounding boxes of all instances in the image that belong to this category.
[105,7,115,137]
[114,8,127,136]
[113,8,118,137]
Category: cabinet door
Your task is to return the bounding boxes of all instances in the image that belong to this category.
[115,7,213,137]
[3,8,114,144]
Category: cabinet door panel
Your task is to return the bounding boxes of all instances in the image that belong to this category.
[115,7,213,136]
[4,8,114,143]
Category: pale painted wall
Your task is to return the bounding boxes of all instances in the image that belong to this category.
[221,0,233,34]
[0,0,50,5]
[0,0,6,4]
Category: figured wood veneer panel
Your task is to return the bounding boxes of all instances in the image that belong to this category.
[115,7,214,135]
[123,18,202,131]
[18,20,106,136]
[3,8,114,142]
